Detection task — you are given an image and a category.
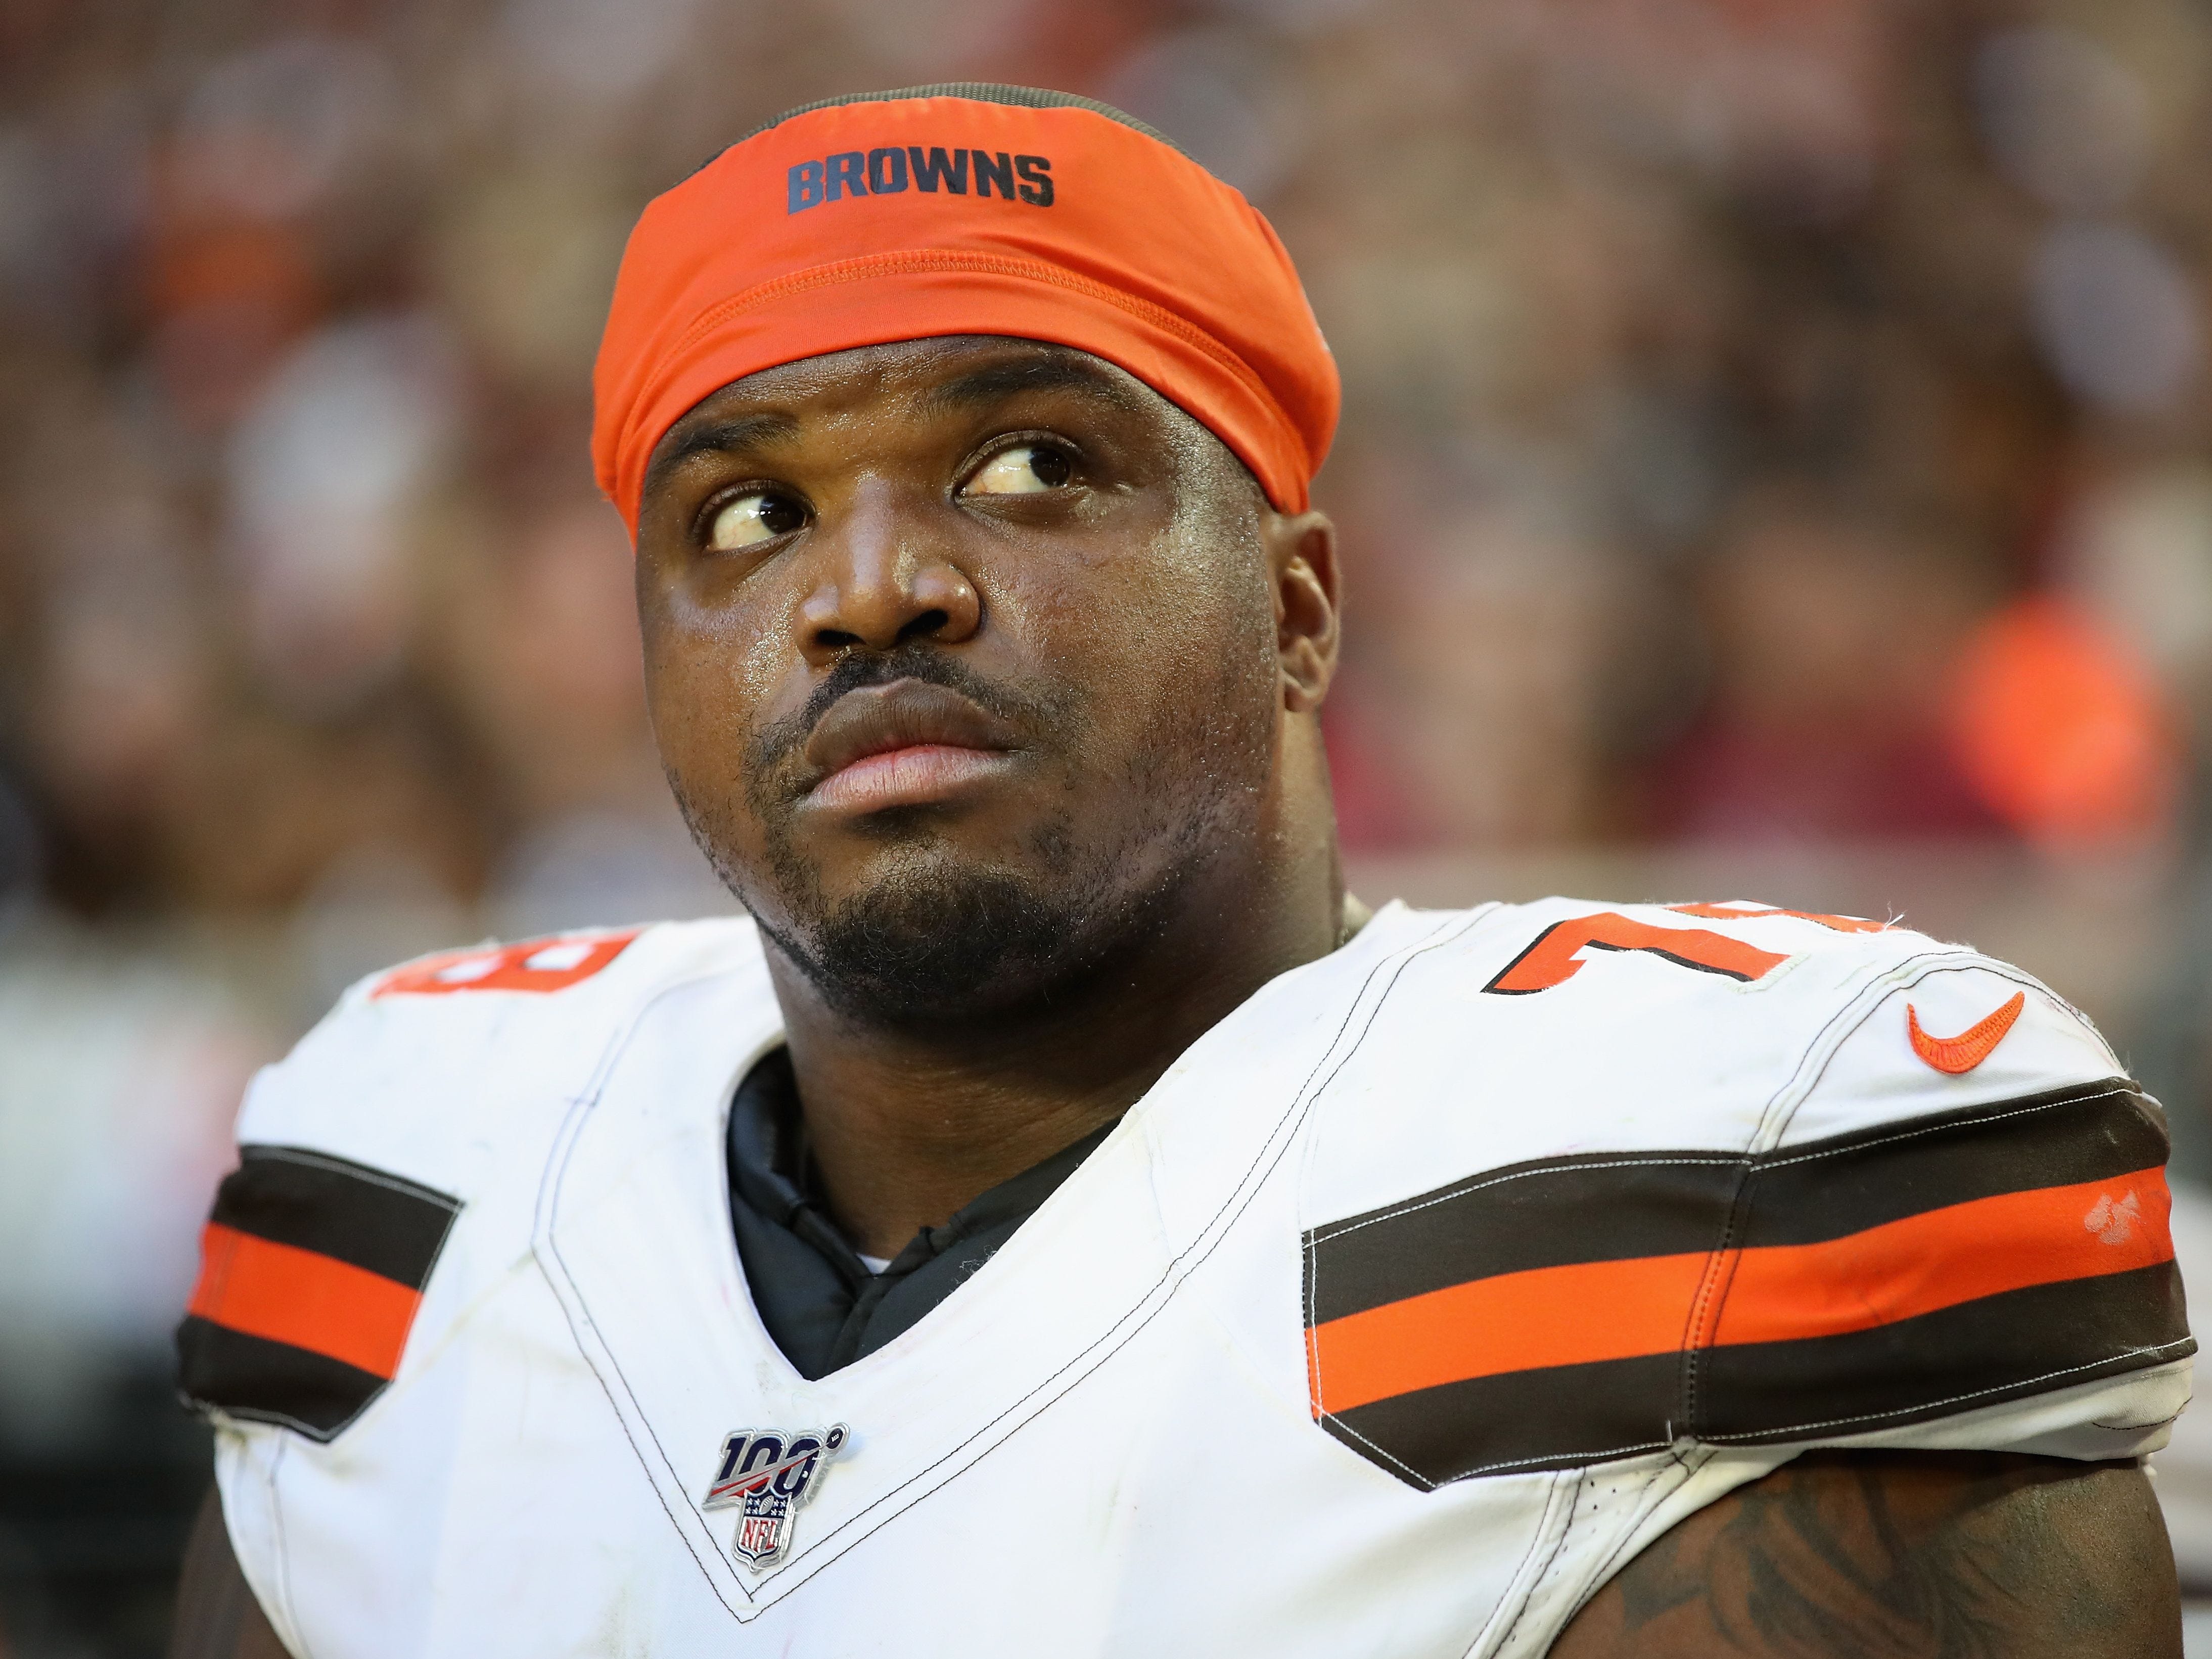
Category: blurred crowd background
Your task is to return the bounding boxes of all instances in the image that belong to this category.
[7,0,2212,1651]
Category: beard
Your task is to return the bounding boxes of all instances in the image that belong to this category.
[668,591,1279,1031]
[749,833,1195,1028]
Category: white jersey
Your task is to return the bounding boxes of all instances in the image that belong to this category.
[180,899,2192,1657]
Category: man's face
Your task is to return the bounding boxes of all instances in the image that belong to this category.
[633,337,1322,1027]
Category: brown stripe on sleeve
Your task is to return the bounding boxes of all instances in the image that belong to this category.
[1318,1353,1687,1486]
[1303,1079,2191,1488]
[206,1145,459,1284]
[1305,1151,1741,1327]
[176,1146,460,1440]
[175,1326,392,1440]
[1732,1081,2170,1248]
[1696,1264,2190,1442]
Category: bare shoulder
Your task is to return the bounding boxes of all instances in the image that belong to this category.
[1549,1450,2180,1658]
[168,1488,292,1659]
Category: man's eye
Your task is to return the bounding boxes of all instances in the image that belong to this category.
[706,490,806,550]
[962,444,1073,496]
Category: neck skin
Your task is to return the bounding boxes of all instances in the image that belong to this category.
[763,724,1355,1259]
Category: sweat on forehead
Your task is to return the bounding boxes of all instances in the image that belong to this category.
[590,84,1340,536]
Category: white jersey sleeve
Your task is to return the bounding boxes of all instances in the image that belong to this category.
[1588,924,2191,1618]
[174,919,774,1655]
[1294,899,2191,1642]
[1712,942,2188,1460]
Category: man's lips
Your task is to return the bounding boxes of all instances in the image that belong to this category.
[801,680,1021,812]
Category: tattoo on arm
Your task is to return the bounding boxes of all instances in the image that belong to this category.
[1550,1451,2181,1658]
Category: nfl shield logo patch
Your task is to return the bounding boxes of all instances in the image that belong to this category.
[701,1423,849,1570]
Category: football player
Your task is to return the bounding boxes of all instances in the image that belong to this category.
[168,87,2188,1658]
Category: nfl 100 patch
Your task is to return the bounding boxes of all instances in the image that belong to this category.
[702,1424,849,1569]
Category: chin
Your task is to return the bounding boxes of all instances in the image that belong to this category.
[759,854,1182,1030]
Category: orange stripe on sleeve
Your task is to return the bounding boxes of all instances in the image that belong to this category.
[1707,1169,2172,1348]
[1308,1168,2173,1417]
[1308,1252,1712,1416]
[187,1222,424,1380]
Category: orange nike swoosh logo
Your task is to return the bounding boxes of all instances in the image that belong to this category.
[1907,992,2026,1075]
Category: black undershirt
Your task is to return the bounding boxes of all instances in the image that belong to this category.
[725,1048,1115,1379]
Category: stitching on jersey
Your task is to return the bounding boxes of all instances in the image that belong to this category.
[1343,1408,1673,1484]
[532,930,787,1622]
[1756,953,2076,1155]
[1675,1079,2138,1441]
[1533,1442,1741,1656]
[1302,1200,1327,1450]
[547,907,1492,1616]
[1489,1467,1591,1659]
[807,908,1491,1585]
[1463,1468,1579,1659]
[1754,1081,2134,1171]
[1573,1441,1705,1610]
[1684,951,2096,1441]
[1322,1413,1440,1489]
[1698,1339,2196,1443]
[1302,908,1528,1480]
[1309,935,2000,1483]
[1447,1439,1675,1479]
[1741,947,1970,1153]
[1683,1124,1791,1439]
[535,975,767,1620]
[1681,1074,2147,1458]
[1311,942,2009,1467]
[1678,1197,1740,1437]
[555,1270,745,1614]
[541,1088,755,1619]
[835,931,1449,1534]
[1674,952,1953,1438]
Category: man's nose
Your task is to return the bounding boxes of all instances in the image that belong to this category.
[796,486,981,663]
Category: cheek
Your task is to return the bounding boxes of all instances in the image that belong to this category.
[991,548,1271,775]
[637,577,789,790]
[979,504,1241,674]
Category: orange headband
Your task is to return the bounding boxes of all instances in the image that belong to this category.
[591,84,1339,534]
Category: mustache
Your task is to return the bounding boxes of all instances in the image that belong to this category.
[744,644,1068,788]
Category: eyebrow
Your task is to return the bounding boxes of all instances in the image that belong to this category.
[915,353,1146,420]
[642,411,801,500]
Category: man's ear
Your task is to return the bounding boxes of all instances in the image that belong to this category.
[1265,511,1341,713]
